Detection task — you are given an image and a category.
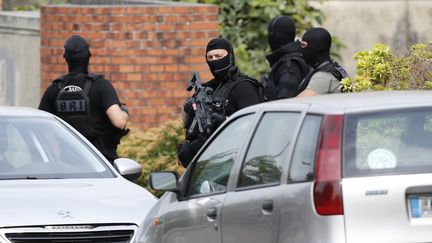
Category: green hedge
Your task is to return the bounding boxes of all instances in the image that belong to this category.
[341,42,432,92]
[117,119,185,191]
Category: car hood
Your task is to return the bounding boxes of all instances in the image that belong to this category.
[0,178,157,228]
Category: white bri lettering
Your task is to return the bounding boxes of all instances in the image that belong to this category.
[57,100,86,112]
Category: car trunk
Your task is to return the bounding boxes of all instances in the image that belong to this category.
[342,174,432,243]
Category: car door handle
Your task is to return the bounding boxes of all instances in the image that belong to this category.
[262,199,274,212]
[207,207,217,219]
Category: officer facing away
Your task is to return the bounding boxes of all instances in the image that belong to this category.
[262,15,309,101]
[38,35,129,163]
[178,37,262,168]
[297,27,349,96]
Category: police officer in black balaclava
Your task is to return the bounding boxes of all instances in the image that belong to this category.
[39,35,129,163]
[262,16,309,100]
[177,37,262,168]
[301,27,332,67]
[297,27,348,96]
[63,35,91,74]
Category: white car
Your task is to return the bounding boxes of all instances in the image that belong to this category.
[0,106,156,243]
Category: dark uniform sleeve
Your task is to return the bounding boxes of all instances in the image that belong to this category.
[98,78,121,112]
[276,62,304,99]
[38,84,59,114]
[231,81,261,110]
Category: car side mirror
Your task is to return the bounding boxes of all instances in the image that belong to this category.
[113,158,143,182]
[149,171,178,192]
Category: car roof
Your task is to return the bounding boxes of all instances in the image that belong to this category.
[237,90,432,115]
[0,106,54,117]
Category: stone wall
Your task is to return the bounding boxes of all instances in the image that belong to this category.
[0,11,40,106]
[40,2,218,130]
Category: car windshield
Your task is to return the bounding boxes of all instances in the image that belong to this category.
[0,116,114,179]
[344,107,432,177]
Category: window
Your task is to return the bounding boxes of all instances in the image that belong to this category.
[186,114,254,197]
[344,108,432,177]
[289,115,322,182]
[238,112,300,188]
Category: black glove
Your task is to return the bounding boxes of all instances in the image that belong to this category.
[177,135,207,168]
[183,97,195,115]
[210,112,225,131]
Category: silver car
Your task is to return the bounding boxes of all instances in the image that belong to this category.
[0,106,157,243]
[139,91,432,243]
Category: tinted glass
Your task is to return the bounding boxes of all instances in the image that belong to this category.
[238,112,300,188]
[289,115,322,182]
[0,117,114,179]
[344,108,432,177]
[186,114,254,197]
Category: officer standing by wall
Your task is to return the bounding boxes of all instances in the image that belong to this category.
[262,16,309,101]
[297,27,349,96]
[38,35,129,163]
[178,37,262,168]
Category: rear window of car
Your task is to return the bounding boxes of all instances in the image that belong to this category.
[343,107,432,177]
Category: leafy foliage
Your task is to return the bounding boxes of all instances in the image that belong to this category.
[174,0,325,78]
[117,119,185,191]
[340,42,432,92]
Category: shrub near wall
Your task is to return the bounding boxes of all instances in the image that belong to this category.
[117,119,185,189]
[341,42,432,92]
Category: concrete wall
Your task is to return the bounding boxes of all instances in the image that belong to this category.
[316,0,432,75]
[0,11,40,107]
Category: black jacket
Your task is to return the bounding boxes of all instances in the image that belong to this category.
[263,41,309,100]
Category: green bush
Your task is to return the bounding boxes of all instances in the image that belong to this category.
[117,119,185,192]
[341,42,432,92]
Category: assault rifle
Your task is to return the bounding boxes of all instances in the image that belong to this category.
[186,72,214,137]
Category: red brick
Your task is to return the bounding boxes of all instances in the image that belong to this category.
[141,6,157,14]
[150,65,164,72]
[159,23,174,31]
[164,65,179,72]
[109,7,126,15]
[127,73,142,81]
[165,15,178,23]
[158,6,174,14]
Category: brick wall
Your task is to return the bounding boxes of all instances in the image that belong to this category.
[40,3,218,130]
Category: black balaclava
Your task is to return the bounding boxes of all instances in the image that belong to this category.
[301,27,332,67]
[63,35,91,74]
[206,37,235,79]
[267,16,296,52]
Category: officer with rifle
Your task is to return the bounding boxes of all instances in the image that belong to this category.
[178,37,262,168]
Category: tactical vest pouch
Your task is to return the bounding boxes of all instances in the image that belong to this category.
[54,74,96,138]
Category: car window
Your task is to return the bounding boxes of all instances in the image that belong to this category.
[289,115,322,182]
[344,108,432,177]
[186,114,254,197]
[0,117,114,179]
[237,112,300,188]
